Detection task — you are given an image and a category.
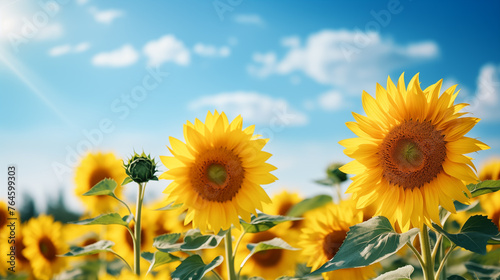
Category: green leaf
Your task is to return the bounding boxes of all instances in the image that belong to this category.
[155,202,183,211]
[447,276,467,280]
[181,229,227,251]
[433,215,499,255]
[467,180,500,198]
[70,213,131,226]
[121,176,134,186]
[309,216,419,276]
[287,194,332,217]
[153,233,182,253]
[61,240,115,257]
[454,199,480,212]
[464,262,500,280]
[372,265,414,280]
[171,255,223,280]
[83,178,118,196]
[142,251,181,274]
[240,213,302,233]
[242,238,299,268]
[489,233,500,245]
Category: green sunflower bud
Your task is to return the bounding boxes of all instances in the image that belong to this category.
[124,151,158,184]
[326,163,348,183]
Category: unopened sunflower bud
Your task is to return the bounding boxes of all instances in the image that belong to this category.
[124,152,158,183]
[327,163,347,183]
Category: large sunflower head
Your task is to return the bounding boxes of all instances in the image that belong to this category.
[22,215,69,280]
[299,201,379,280]
[75,152,127,215]
[340,73,489,231]
[160,110,277,233]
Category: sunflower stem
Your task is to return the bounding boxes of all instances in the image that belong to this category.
[435,244,456,280]
[431,233,443,263]
[334,182,342,202]
[419,224,435,280]
[225,228,237,280]
[406,241,425,269]
[233,229,246,257]
[133,182,146,276]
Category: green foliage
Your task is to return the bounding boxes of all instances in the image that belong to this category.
[309,216,419,276]
[286,194,332,217]
[240,213,302,233]
[70,213,132,227]
[241,237,298,271]
[83,178,118,196]
[372,265,414,280]
[153,230,227,253]
[62,240,115,257]
[467,180,500,198]
[464,262,500,280]
[433,215,499,255]
[142,251,181,274]
[171,255,223,280]
[121,176,134,186]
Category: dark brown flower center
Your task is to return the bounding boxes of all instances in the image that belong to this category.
[190,147,244,202]
[38,236,57,261]
[16,236,29,264]
[277,201,302,229]
[323,230,347,260]
[491,210,500,231]
[250,231,282,267]
[380,120,447,189]
[89,168,112,189]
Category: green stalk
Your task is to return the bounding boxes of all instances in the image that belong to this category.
[225,229,237,280]
[435,244,456,280]
[419,224,435,280]
[134,183,146,275]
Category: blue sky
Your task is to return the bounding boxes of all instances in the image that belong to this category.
[1,0,499,212]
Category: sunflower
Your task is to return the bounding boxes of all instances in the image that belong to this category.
[339,73,489,231]
[234,226,300,279]
[0,201,8,232]
[101,268,171,280]
[479,158,500,181]
[160,110,277,233]
[22,215,69,280]
[263,190,304,246]
[0,204,31,277]
[146,200,189,236]
[75,152,127,215]
[299,201,379,280]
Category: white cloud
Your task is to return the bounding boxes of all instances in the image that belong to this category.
[143,35,190,66]
[233,14,264,26]
[36,23,63,40]
[248,29,439,94]
[89,7,123,24]
[189,91,308,126]
[77,0,89,5]
[49,42,90,56]
[49,44,71,56]
[193,43,230,57]
[467,63,500,121]
[318,90,343,111]
[92,44,138,67]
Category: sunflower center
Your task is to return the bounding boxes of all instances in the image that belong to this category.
[250,231,282,267]
[16,236,29,264]
[323,230,347,260]
[380,120,447,189]
[190,147,244,202]
[491,210,500,231]
[38,236,57,261]
[207,164,228,185]
[0,209,7,229]
[278,201,302,229]
[88,168,112,189]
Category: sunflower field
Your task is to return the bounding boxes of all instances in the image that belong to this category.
[2,74,500,280]
[2,1,500,280]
